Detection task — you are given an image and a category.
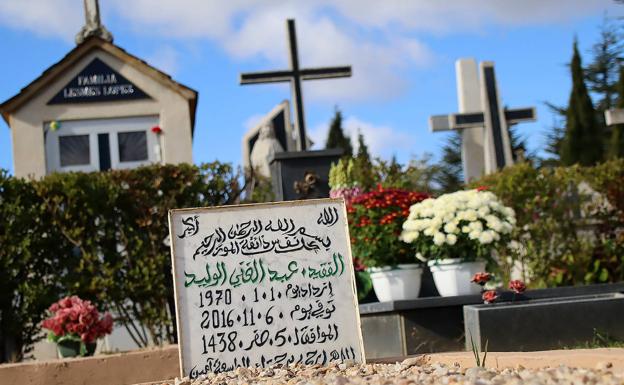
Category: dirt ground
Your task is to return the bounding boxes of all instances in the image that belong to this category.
[1,345,623,385]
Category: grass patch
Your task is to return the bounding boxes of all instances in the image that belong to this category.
[564,329,624,349]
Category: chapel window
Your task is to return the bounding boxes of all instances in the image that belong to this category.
[117,131,148,162]
[59,135,91,167]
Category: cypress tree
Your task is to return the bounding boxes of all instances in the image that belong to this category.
[325,107,353,156]
[560,40,602,166]
[356,132,370,161]
[585,15,623,113]
[352,132,375,190]
[608,66,624,159]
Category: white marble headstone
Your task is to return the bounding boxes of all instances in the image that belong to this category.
[169,199,365,379]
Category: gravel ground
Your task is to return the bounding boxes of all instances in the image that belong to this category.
[170,357,624,385]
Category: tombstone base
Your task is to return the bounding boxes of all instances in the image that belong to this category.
[269,149,343,201]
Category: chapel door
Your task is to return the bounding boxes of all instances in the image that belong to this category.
[45,116,160,174]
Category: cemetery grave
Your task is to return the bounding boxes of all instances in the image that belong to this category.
[168,199,365,378]
[1,1,624,385]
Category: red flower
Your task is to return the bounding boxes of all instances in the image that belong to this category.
[151,125,162,134]
[353,258,367,272]
[476,186,488,192]
[98,313,114,335]
[482,290,498,304]
[509,280,526,294]
[471,272,492,286]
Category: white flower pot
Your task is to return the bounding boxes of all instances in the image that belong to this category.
[427,258,485,297]
[369,264,423,302]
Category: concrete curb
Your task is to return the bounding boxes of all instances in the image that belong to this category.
[0,345,179,385]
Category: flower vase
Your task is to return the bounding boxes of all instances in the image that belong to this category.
[428,258,485,296]
[368,264,423,302]
[57,340,97,358]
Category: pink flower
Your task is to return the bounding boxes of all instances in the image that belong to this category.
[330,187,363,205]
[59,297,73,309]
[509,280,526,294]
[42,296,114,342]
[471,272,492,286]
[482,290,498,304]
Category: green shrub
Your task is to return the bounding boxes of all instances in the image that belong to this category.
[0,162,242,361]
[472,159,624,287]
[0,171,70,362]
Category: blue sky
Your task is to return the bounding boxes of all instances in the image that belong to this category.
[0,1,621,174]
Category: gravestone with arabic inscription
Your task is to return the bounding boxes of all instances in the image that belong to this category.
[168,199,365,378]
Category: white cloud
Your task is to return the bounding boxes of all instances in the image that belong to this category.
[326,0,618,33]
[310,115,416,159]
[226,11,433,102]
[107,0,253,39]
[0,0,81,40]
[144,45,180,75]
[0,0,617,102]
[243,113,265,131]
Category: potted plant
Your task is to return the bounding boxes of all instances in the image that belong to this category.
[328,157,364,205]
[42,296,113,358]
[400,188,516,296]
[349,185,429,301]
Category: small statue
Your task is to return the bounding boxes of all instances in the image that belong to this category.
[250,122,284,178]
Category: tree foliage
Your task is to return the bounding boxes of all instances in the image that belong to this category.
[352,132,376,191]
[560,41,603,166]
[325,107,353,156]
[545,16,623,165]
[585,15,623,113]
[435,131,464,193]
[608,66,624,159]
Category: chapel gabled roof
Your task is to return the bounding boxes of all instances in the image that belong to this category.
[0,36,198,135]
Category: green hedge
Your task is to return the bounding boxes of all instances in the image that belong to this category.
[472,159,624,287]
[0,162,243,362]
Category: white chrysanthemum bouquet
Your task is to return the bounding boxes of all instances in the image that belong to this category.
[400,188,516,262]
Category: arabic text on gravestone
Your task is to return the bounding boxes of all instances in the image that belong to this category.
[174,205,360,378]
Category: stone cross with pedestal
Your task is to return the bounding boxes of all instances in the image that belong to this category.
[239,19,351,200]
[429,59,536,181]
[240,19,351,151]
[76,0,113,44]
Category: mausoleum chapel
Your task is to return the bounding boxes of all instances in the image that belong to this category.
[0,3,197,178]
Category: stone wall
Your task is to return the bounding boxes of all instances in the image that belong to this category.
[0,345,179,385]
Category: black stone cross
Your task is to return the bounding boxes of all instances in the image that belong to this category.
[430,62,536,170]
[240,19,352,151]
